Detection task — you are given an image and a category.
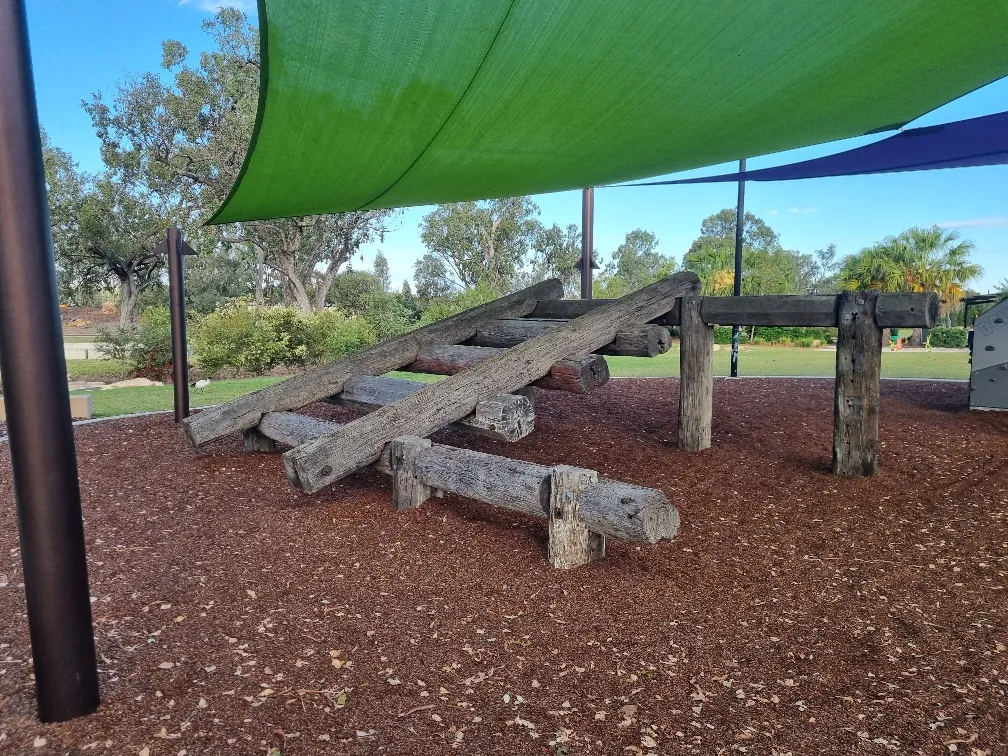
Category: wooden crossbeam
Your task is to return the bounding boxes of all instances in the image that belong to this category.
[182,278,563,447]
[407,345,609,394]
[333,375,534,442]
[283,272,700,493]
[528,292,939,328]
[470,318,671,356]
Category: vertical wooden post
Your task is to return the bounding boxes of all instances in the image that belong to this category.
[548,465,604,569]
[243,427,277,453]
[390,436,434,510]
[833,291,882,476]
[678,294,714,451]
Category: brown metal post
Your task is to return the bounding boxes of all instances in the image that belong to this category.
[580,187,594,299]
[0,0,100,721]
[166,227,190,421]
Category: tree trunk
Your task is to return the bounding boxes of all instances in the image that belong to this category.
[833,291,882,476]
[118,275,140,329]
[255,246,265,305]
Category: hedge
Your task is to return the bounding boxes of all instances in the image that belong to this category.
[927,326,968,349]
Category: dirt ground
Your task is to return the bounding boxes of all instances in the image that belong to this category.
[0,378,1005,755]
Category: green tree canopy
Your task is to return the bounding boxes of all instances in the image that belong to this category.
[594,229,676,298]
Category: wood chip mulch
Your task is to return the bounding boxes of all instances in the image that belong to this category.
[0,378,1006,755]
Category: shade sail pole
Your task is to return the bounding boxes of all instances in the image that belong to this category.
[580,187,594,299]
[730,158,746,378]
[0,0,100,721]
[166,227,190,422]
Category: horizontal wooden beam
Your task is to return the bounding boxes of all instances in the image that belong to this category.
[528,292,939,328]
[332,375,534,442]
[182,278,564,447]
[407,344,609,394]
[250,413,678,544]
[470,318,671,356]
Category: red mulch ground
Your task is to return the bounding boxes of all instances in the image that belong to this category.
[0,379,1006,756]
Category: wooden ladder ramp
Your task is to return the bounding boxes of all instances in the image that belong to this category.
[184,272,700,568]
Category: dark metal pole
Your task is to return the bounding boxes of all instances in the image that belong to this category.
[166,227,190,421]
[0,0,100,722]
[580,187,594,299]
[730,158,746,378]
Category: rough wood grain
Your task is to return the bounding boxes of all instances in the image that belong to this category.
[334,375,535,442]
[529,299,681,326]
[407,344,609,394]
[678,294,714,452]
[284,272,699,492]
[181,278,564,447]
[833,291,882,477]
[470,318,671,357]
[547,466,603,569]
[578,480,680,542]
[390,436,433,510]
[873,291,940,328]
[532,293,937,327]
[243,427,277,453]
[255,412,677,544]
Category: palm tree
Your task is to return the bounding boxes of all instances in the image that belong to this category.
[841,226,982,324]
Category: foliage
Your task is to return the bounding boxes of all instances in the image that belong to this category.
[525,222,582,297]
[712,325,833,345]
[927,327,968,349]
[192,299,376,375]
[839,226,981,317]
[85,8,392,313]
[94,325,134,360]
[594,229,676,297]
[43,131,172,327]
[416,282,502,326]
[688,209,781,256]
[419,197,541,291]
[126,307,175,382]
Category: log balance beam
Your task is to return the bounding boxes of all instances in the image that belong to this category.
[247,413,677,569]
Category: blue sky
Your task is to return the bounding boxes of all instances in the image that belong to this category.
[27,0,1007,292]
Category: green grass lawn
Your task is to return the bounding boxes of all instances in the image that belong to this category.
[74,376,283,418]
[66,358,129,380]
[61,346,969,419]
[63,335,99,344]
[604,345,970,380]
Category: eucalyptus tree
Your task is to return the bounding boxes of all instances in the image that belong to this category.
[85,7,391,313]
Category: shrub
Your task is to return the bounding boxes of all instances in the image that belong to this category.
[128,306,174,382]
[95,325,134,360]
[713,326,734,344]
[927,326,968,349]
[752,326,834,345]
[192,299,377,376]
[794,336,815,348]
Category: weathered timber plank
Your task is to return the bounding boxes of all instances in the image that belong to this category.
[470,318,671,356]
[284,272,700,492]
[407,344,609,394]
[390,436,433,510]
[181,278,564,447]
[873,292,940,328]
[334,375,534,442]
[833,291,882,476]
[533,293,938,327]
[678,294,714,452]
[547,466,603,569]
[529,299,681,326]
[702,295,837,326]
[255,413,677,543]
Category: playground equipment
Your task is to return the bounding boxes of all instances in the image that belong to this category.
[185,275,938,567]
[970,297,1008,411]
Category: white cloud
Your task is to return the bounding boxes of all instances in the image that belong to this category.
[179,0,256,12]
[788,207,817,214]
[938,216,1008,229]
[767,209,779,216]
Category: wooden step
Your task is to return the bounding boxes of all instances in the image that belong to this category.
[246,414,678,550]
[182,278,564,447]
[406,344,609,394]
[470,318,671,356]
[283,271,700,493]
[331,375,534,442]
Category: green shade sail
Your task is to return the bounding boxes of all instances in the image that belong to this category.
[210,0,1008,223]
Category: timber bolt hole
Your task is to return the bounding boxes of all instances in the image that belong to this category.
[320,465,333,476]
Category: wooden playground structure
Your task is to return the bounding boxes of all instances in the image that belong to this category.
[184,273,938,570]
